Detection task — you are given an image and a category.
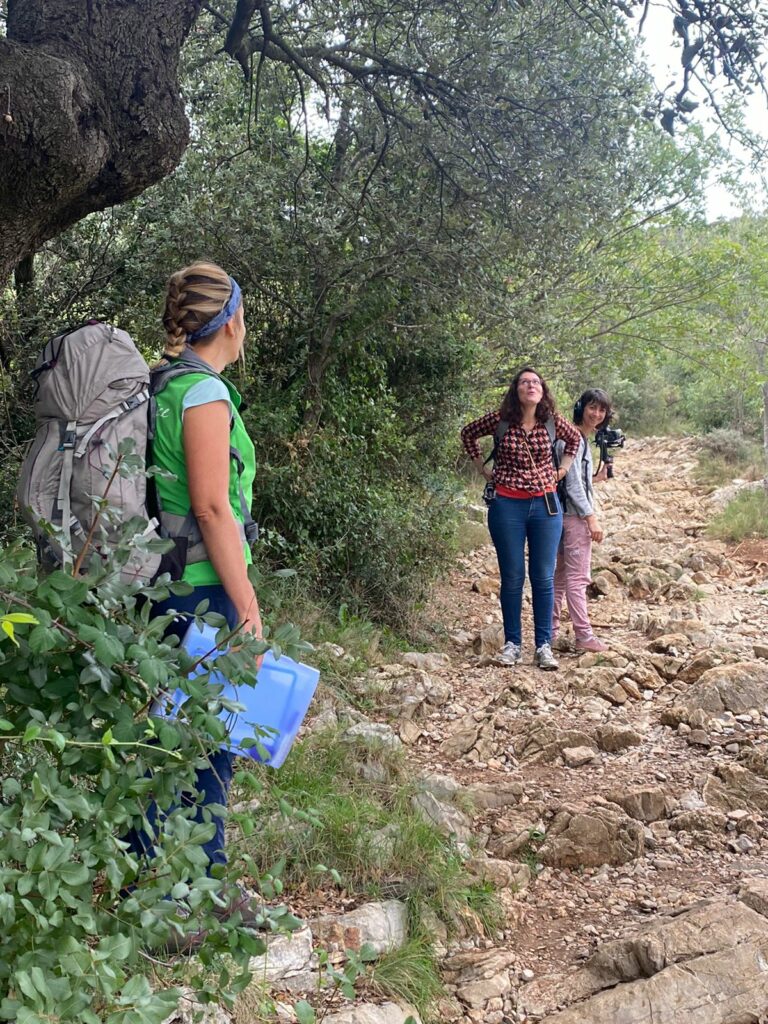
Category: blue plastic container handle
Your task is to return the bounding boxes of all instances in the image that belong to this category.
[152,622,319,767]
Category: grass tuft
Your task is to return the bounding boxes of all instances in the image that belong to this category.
[231,731,488,930]
[707,487,768,542]
[367,937,444,1021]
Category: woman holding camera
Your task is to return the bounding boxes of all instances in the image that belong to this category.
[461,368,581,670]
[552,388,613,652]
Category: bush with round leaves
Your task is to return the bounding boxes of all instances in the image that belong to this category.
[0,518,307,1023]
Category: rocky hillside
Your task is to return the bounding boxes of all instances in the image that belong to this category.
[169,437,768,1024]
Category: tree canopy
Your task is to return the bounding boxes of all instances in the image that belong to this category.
[1,0,766,279]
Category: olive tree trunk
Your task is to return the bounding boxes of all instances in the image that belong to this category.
[0,0,202,282]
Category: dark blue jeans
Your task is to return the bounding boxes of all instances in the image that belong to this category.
[487,495,563,648]
[125,585,238,872]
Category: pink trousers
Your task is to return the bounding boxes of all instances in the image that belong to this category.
[552,516,595,641]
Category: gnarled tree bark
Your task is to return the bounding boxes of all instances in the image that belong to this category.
[0,0,202,282]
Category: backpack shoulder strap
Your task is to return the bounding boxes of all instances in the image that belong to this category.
[545,415,561,468]
[484,418,510,466]
[148,353,259,556]
[544,415,556,446]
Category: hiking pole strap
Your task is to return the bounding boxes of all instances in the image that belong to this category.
[55,420,78,564]
[230,444,259,543]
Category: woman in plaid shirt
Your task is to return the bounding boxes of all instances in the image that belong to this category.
[461,367,580,669]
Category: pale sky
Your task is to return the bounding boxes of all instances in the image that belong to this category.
[639,3,767,221]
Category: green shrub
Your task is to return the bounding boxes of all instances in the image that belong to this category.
[0,529,307,1022]
[707,487,768,542]
[700,428,762,464]
[694,430,764,486]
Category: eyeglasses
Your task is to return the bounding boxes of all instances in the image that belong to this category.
[518,378,542,388]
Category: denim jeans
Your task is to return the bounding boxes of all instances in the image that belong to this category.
[487,494,563,648]
[124,585,238,871]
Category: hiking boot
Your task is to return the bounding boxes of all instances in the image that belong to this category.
[158,886,301,956]
[575,636,607,653]
[213,884,272,928]
[534,643,559,671]
[496,641,522,666]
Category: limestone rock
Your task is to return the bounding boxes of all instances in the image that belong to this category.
[608,786,673,823]
[247,926,314,983]
[411,790,472,840]
[703,764,768,813]
[562,746,598,768]
[595,724,643,752]
[309,901,407,957]
[684,661,768,716]
[670,808,727,834]
[321,1003,421,1024]
[464,779,524,810]
[536,943,768,1022]
[520,900,768,1021]
[739,879,768,918]
[472,624,505,655]
[539,804,644,868]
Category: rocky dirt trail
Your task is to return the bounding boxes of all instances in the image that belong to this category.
[178,438,768,1024]
[398,435,768,1022]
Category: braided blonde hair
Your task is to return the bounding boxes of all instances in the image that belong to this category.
[162,261,232,356]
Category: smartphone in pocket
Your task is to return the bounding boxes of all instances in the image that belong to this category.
[543,490,559,516]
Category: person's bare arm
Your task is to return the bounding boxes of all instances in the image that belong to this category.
[183,401,262,640]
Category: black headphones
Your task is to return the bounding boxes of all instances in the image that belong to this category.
[573,396,585,422]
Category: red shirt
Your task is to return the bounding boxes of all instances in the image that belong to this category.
[461,411,580,493]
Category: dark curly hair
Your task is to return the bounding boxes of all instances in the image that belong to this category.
[499,366,557,425]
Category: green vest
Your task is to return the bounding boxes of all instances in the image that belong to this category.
[152,372,256,586]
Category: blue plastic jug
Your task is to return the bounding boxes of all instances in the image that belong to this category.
[153,622,319,767]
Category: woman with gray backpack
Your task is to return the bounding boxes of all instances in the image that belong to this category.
[18,261,271,949]
[124,260,266,945]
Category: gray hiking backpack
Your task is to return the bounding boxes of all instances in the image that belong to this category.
[17,321,258,584]
[17,322,161,582]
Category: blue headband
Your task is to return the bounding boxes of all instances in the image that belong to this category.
[187,277,242,343]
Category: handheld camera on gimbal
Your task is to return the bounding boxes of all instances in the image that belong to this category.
[594,425,625,479]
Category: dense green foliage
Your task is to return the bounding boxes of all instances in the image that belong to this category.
[1,2,695,621]
[0,516,311,1021]
[0,2,766,1021]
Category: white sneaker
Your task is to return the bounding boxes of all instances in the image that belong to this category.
[496,642,522,666]
[534,643,559,671]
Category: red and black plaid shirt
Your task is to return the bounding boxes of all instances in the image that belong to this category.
[461,411,581,493]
